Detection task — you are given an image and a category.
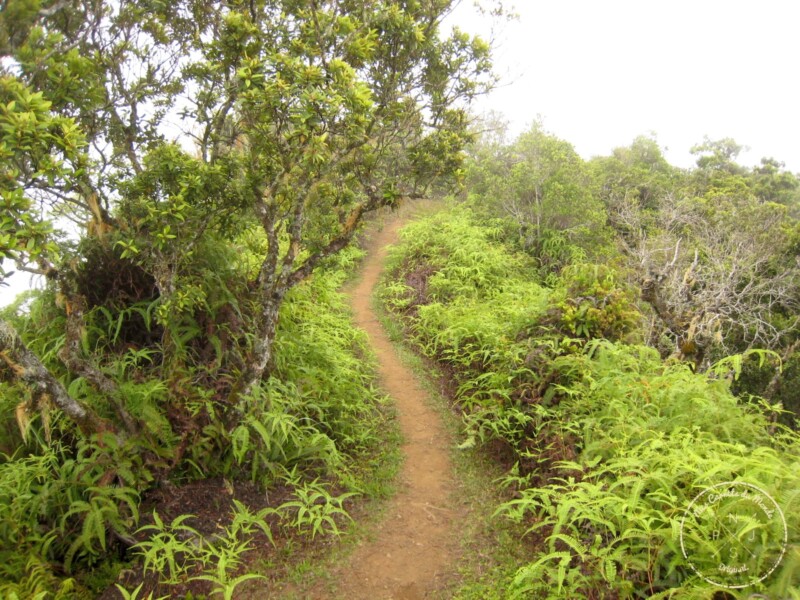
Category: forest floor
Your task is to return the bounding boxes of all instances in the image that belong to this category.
[283,202,462,599]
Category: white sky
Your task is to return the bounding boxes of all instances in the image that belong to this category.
[3,1,799,308]
[451,0,800,171]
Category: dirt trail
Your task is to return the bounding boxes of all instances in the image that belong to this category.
[301,206,459,599]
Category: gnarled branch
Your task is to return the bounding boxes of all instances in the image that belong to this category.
[0,319,112,436]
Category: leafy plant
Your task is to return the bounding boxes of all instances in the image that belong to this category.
[548,263,642,341]
[134,513,202,585]
[114,582,169,600]
[276,476,357,539]
[382,206,800,597]
[130,499,277,597]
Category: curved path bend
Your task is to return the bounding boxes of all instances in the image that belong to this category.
[306,206,459,599]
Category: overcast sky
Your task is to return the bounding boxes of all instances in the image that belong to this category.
[450,0,800,171]
[3,1,799,308]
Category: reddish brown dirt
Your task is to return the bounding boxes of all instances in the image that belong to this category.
[293,206,459,599]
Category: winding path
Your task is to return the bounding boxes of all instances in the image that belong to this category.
[305,206,459,599]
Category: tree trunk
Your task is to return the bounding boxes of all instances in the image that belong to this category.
[763,339,800,401]
[0,319,113,436]
[227,295,283,403]
[58,306,139,436]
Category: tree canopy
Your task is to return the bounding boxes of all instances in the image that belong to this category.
[0,2,497,594]
[1,0,494,432]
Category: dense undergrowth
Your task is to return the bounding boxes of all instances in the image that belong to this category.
[380,205,800,598]
[0,245,391,599]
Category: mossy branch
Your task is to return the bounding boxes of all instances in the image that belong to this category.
[0,319,113,436]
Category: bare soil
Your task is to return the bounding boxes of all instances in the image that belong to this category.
[99,477,290,600]
[293,206,460,599]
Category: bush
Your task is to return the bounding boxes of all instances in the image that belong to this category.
[381,206,800,598]
[547,263,642,342]
[0,244,387,596]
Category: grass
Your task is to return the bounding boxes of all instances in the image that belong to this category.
[373,276,533,599]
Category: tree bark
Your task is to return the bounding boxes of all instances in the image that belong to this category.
[227,293,283,403]
[763,338,800,401]
[0,319,113,436]
[57,296,139,436]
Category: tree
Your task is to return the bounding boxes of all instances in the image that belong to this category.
[751,157,800,215]
[466,121,608,265]
[1,0,494,433]
[688,136,751,198]
[590,135,679,212]
[599,141,800,370]
[0,74,114,434]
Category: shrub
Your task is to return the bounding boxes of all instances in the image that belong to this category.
[381,206,800,597]
[547,263,642,342]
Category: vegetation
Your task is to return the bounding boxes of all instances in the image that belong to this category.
[0,245,398,597]
[2,0,799,596]
[0,0,490,596]
[380,127,800,596]
[466,123,800,414]
[0,0,491,433]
